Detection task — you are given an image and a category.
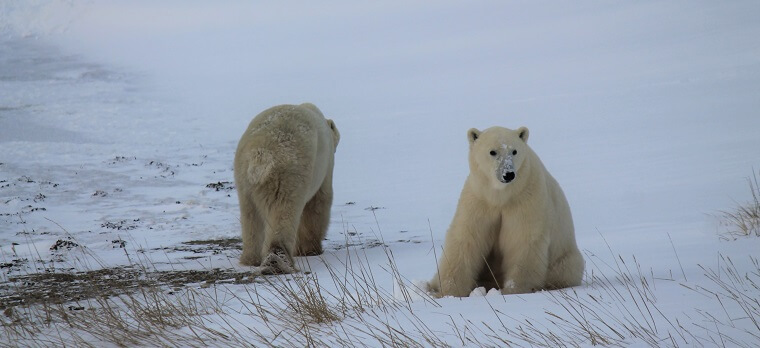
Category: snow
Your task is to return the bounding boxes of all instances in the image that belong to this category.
[2,1,760,346]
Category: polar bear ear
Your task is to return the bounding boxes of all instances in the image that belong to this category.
[468,128,481,145]
[327,119,340,147]
[517,127,529,143]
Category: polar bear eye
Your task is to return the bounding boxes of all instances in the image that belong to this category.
[512,150,517,156]
[489,150,497,156]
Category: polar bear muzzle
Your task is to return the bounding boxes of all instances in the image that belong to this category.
[497,155,516,184]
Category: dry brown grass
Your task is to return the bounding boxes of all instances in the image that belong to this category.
[3,214,760,347]
[0,219,447,347]
[720,170,760,238]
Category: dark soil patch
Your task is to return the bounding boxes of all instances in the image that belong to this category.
[101,219,140,231]
[183,237,242,248]
[155,238,243,256]
[0,267,261,310]
[147,160,176,177]
[1,267,144,309]
[206,181,234,192]
[0,258,27,272]
[107,155,136,164]
[177,236,392,254]
[49,239,79,251]
[0,236,417,311]
[154,268,259,287]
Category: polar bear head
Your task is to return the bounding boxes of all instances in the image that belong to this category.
[467,126,530,187]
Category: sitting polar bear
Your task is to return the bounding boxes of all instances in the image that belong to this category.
[429,126,583,296]
[234,103,339,274]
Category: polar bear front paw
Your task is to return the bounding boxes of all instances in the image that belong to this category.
[426,281,441,296]
[500,279,538,295]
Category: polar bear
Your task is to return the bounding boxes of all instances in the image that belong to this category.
[429,126,583,296]
[234,103,339,274]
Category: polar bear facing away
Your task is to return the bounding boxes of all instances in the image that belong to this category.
[429,126,583,296]
[234,103,339,274]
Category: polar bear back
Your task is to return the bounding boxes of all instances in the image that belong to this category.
[236,103,334,199]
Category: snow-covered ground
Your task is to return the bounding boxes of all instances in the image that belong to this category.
[2,1,760,346]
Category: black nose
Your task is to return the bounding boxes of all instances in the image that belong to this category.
[503,172,515,183]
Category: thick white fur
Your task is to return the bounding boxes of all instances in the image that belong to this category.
[429,126,583,296]
[234,103,339,271]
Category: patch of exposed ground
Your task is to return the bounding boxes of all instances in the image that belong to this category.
[0,236,419,311]
[0,266,261,310]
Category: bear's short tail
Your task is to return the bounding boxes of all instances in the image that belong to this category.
[247,149,276,185]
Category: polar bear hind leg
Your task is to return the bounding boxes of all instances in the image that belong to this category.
[545,250,584,290]
[253,171,311,274]
[239,196,265,266]
[296,177,333,256]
